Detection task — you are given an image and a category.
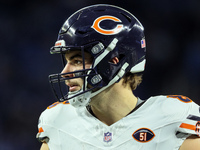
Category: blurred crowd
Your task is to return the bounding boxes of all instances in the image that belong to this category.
[0,0,200,149]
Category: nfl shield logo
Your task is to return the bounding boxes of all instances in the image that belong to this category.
[104,132,112,142]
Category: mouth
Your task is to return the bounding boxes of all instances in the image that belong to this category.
[67,83,80,92]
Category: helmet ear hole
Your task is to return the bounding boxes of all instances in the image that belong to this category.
[109,57,119,64]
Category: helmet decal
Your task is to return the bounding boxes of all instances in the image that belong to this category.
[91,15,124,35]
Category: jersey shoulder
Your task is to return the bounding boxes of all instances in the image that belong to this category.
[148,95,200,137]
[39,101,76,125]
[148,95,193,111]
[147,95,195,118]
[37,101,78,142]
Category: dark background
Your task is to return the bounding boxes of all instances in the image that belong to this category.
[1,0,200,149]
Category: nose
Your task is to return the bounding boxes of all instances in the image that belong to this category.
[61,63,74,78]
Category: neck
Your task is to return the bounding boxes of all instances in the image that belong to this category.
[89,79,138,126]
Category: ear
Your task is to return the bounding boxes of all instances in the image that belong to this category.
[110,57,119,64]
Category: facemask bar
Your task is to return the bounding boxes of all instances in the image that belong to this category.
[49,67,97,101]
[50,41,102,55]
[81,46,86,93]
[49,73,65,101]
[61,54,66,68]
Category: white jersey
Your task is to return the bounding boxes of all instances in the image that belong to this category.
[37,95,200,150]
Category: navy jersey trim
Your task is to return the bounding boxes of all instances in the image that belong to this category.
[187,115,200,121]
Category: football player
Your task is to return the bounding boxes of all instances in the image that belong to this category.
[37,4,200,150]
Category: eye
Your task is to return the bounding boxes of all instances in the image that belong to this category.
[73,59,82,65]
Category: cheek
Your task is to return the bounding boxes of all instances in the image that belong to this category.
[79,78,84,84]
[74,78,84,85]
[85,64,92,69]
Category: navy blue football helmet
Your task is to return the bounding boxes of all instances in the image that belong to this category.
[49,4,146,107]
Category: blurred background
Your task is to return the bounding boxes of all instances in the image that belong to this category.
[1,0,200,149]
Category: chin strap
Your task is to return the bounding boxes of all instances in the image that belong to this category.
[90,62,129,98]
[68,62,129,107]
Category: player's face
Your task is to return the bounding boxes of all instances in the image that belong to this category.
[61,50,93,92]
